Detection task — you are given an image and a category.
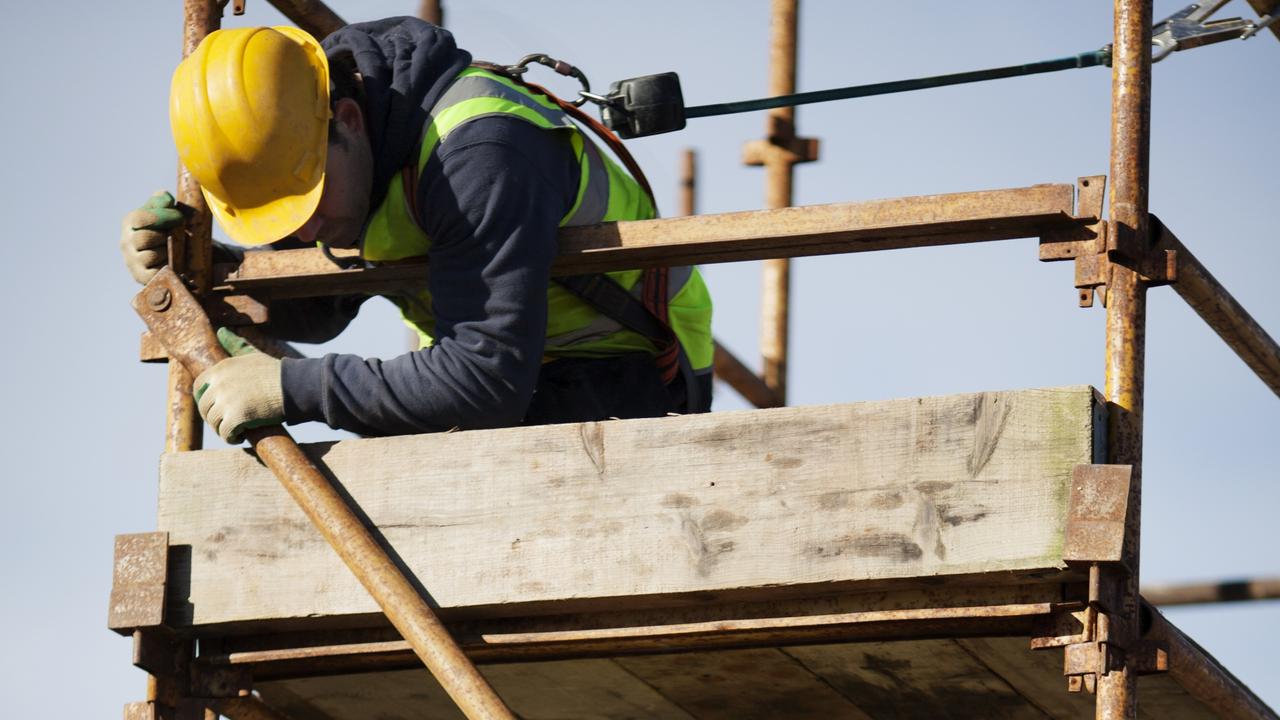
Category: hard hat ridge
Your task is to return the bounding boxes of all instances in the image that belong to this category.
[170,25,331,245]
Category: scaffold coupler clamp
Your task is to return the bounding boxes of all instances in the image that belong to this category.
[1150,1,1256,62]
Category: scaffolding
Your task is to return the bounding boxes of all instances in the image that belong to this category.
[110,1,1280,718]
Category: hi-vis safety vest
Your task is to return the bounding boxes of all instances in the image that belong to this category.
[360,67,714,391]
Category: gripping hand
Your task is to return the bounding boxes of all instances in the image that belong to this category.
[194,328,285,443]
[120,191,185,285]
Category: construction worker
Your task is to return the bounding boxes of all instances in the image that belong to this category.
[121,17,713,442]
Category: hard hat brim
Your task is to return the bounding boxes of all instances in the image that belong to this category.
[202,169,326,247]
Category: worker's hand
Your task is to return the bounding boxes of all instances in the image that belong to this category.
[194,328,285,443]
[120,191,185,285]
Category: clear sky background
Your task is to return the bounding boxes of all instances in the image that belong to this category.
[1,1,1275,715]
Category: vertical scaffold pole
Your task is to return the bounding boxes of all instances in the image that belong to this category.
[748,0,814,406]
[419,0,443,26]
[166,0,221,454]
[680,148,697,217]
[1098,0,1152,718]
[147,3,221,718]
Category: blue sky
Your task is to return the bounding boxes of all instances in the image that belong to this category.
[1,1,1275,714]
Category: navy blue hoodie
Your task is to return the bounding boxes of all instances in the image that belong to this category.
[275,17,593,435]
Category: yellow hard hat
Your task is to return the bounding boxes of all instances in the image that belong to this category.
[170,26,331,246]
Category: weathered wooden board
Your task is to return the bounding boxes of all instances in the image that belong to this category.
[785,639,1046,719]
[254,636,1230,720]
[257,660,697,720]
[159,386,1102,629]
[957,636,1096,719]
[615,648,873,719]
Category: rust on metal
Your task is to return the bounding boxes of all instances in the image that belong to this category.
[1153,218,1280,398]
[134,268,514,719]
[141,326,305,364]
[212,185,1081,297]
[418,0,443,26]
[1040,175,1110,307]
[168,0,222,455]
[1098,1,1153,717]
[266,0,345,39]
[680,148,696,217]
[189,665,252,699]
[1063,465,1133,566]
[133,629,182,679]
[205,602,1053,679]
[1030,601,1089,649]
[713,342,783,408]
[1144,603,1280,720]
[208,696,297,720]
[746,0,820,406]
[108,533,170,633]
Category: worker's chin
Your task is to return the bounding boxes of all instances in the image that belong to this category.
[318,228,362,250]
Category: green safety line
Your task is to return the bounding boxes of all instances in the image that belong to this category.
[683,49,1112,119]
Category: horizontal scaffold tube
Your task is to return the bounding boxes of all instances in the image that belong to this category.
[212,183,1081,299]
[267,0,345,38]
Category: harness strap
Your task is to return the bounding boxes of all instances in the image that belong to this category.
[485,70,680,385]
[402,64,683,388]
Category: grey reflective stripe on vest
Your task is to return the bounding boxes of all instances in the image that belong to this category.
[545,313,624,348]
[431,72,613,229]
[565,139,610,227]
[433,74,568,129]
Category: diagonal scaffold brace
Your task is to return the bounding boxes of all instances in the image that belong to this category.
[133,267,515,720]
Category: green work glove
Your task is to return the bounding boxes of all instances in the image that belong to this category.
[194,328,285,444]
[120,191,185,285]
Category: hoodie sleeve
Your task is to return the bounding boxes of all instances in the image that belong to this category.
[279,117,579,436]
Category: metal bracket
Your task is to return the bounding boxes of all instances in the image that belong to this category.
[190,664,253,699]
[1040,176,1108,307]
[1064,464,1134,568]
[109,533,170,633]
[1041,178,1177,307]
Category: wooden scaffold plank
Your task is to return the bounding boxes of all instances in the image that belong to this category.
[158,386,1102,631]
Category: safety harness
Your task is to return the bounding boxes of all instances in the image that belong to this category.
[400,59,688,391]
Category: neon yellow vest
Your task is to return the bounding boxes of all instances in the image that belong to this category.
[360,68,713,374]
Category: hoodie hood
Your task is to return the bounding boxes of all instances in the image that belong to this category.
[321,17,471,208]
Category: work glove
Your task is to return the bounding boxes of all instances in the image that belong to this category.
[194,328,285,444]
[120,191,185,285]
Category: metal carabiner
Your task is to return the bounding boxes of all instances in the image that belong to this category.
[510,53,593,107]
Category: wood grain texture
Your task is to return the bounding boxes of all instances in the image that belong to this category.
[615,648,875,719]
[252,635,1231,720]
[256,660,696,720]
[158,387,1100,629]
[958,636,1097,719]
[785,639,1048,719]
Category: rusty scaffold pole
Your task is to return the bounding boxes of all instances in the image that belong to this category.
[744,0,818,406]
[166,0,222,456]
[1097,0,1152,717]
[146,6,222,717]
[678,146,784,409]
[418,0,443,26]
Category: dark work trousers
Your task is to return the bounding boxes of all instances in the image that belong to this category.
[522,353,698,426]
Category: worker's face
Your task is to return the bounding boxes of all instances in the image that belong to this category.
[292,98,373,250]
